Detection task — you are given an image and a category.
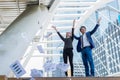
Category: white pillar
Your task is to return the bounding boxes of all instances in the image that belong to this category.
[0,5,48,75]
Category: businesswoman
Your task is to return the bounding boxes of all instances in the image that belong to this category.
[52,20,75,77]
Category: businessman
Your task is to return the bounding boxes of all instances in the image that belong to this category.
[73,18,101,77]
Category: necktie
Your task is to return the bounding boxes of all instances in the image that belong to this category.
[81,35,84,48]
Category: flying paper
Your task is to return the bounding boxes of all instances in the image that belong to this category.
[10,60,26,78]
[56,63,69,72]
[43,60,56,72]
[30,69,43,77]
[37,45,44,53]
[44,32,52,38]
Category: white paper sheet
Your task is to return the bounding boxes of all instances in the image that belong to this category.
[43,60,56,72]
[9,60,26,78]
[30,69,43,77]
[44,32,52,38]
[37,45,44,53]
[56,63,69,72]
[30,78,35,80]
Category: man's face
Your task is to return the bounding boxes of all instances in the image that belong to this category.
[80,28,86,34]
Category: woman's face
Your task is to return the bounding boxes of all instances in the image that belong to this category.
[66,32,71,38]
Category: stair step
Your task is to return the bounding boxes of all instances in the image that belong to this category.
[1,76,120,80]
[0,75,7,80]
[7,77,120,80]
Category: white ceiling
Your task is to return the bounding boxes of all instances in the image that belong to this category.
[0,0,27,34]
[0,0,52,35]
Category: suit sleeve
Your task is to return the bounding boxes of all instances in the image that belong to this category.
[74,35,80,40]
[71,28,74,40]
[72,28,80,40]
[90,24,100,35]
[57,32,65,41]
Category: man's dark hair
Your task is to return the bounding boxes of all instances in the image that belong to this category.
[80,26,86,31]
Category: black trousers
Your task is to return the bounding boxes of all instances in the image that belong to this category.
[63,48,73,76]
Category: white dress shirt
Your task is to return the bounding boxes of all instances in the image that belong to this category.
[81,33,90,48]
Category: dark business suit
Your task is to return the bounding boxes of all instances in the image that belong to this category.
[57,28,74,76]
[74,24,99,76]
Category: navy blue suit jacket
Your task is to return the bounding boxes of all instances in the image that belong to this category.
[74,24,100,52]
